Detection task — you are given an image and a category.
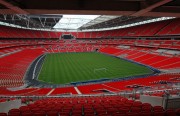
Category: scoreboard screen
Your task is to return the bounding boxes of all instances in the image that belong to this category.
[62,34,72,39]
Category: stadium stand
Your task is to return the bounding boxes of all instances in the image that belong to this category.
[0,73,179,96]
[0,95,180,116]
[0,19,179,39]
[0,49,44,87]
[0,0,180,114]
[99,46,180,69]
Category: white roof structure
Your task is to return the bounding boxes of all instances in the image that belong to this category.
[0,14,175,32]
[80,15,120,28]
[53,15,100,29]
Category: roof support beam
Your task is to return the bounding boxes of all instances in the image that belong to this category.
[131,0,173,16]
[0,0,29,14]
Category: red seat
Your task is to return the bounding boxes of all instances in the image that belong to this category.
[126,112,139,116]
[8,114,20,116]
[140,112,152,116]
[153,106,164,112]
[131,107,141,113]
[176,108,180,116]
[0,113,7,116]
[85,114,95,116]
[113,114,126,116]
[8,112,20,116]
[166,109,176,116]
[119,108,130,113]
[142,107,152,112]
[59,112,70,115]
[153,111,165,116]
[33,112,46,116]
[47,111,59,116]
[21,112,33,116]
[142,103,151,107]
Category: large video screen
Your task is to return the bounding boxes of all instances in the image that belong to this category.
[63,34,72,39]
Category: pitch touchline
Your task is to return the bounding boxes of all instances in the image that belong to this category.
[33,55,45,79]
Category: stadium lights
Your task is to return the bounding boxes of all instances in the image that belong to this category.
[0,16,176,32]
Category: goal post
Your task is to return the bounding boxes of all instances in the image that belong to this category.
[94,68,107,73]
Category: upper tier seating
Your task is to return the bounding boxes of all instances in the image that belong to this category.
[0,18,179,39]
[0,39,179,50]
[157,18,180,35]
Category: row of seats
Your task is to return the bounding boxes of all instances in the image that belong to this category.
[0,96,180,116]
[0,40,179,93]
[157,18,180,35]
[100,47,180,69]
[44,44,105,53]
[0,43,179,92]
[0,39,179,45]
[0,49,44,87]
[77,73,180,94]
[0,98,16,103]
[0,18,179,39]
[0,39,179,51]
[0,73,179,95]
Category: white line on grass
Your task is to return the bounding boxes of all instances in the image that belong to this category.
[33,55,45,79]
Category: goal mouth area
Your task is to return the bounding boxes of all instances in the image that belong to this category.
[25,52,160,87]
[94,68,108,73]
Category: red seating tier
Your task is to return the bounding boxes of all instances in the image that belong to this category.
[0,49,43,87]
[49,87,78,95]
[0,18,180,39]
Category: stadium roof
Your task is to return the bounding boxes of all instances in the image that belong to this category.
[0,14,175,31]
[53,15,100,30]
[0,0,179,31]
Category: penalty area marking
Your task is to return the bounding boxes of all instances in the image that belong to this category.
[94,68,107,73]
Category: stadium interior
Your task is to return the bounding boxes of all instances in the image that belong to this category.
[0,0,180,116]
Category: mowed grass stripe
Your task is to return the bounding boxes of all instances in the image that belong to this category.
[38,52,153,84]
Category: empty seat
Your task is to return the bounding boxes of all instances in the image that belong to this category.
[131,107,141,113]
[7,114,20,116]
[126,112,139,116]
[33,112,46,116]
[0,113,7,116]
[153,111,165,116]
[21,112,33,116]
[153,106,164,112]
[140,112,152,116]
[176,108,180,116]
[47,111,59,116]
[118,108,130,114]
[166,109,176,116]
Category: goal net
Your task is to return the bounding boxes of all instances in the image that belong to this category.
[94,68,107,73]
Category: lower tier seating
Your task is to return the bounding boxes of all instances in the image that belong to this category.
[0,49,44,87]
[0,95,179,116]
[77,74,180,94]
[1,73,179,96]
[99,47,180,69]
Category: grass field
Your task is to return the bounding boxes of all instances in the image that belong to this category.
[38,52,153,84]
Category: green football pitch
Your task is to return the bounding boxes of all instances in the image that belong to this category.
[38,52,153,84]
